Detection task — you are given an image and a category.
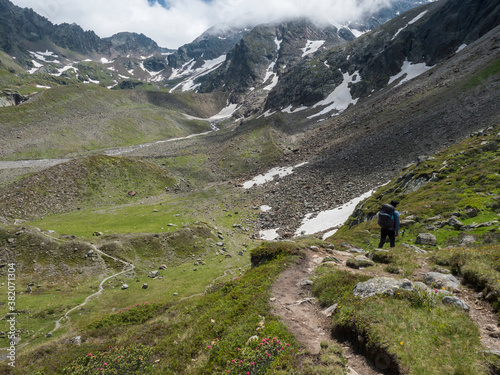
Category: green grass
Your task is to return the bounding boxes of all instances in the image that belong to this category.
[323,127,500,373]
[5,246,301,375]
[334,295,484,374]
[0,84,214,160]
[28,184,255,239]
[311,267,486,374]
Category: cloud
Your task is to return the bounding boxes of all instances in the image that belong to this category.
[11,0,394,48]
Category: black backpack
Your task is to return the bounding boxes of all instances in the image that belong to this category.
[377,204,395,229]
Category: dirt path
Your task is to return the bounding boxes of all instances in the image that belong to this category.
[270,248,383,375]
[48,245,135,335]
[271,246,500,374]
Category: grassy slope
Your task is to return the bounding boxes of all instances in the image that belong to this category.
[0,155,177,220]
[2,128,498,374]
[0,84,220,160]
[313,126,500,374]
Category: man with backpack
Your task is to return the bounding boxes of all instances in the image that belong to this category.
[377,200,400,248]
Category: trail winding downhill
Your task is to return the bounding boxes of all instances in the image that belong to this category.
[48,245,135,335]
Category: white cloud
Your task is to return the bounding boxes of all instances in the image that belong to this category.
[11,0,394,48]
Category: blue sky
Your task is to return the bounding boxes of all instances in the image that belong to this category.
[10,0,394,48]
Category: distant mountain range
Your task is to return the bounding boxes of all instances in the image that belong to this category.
[0,0,436,98]
[0,0,499,124]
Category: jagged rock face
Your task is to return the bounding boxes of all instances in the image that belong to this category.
[0,0,104,57]
[0,0,163,63]
[102,32,162,57]
[50,23,104,55]
[265,0,500,111]
[197,20,351,94]
[166,25,250,69]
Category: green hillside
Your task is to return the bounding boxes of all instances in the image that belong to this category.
[2,126,499,374]
[0,84,225,160]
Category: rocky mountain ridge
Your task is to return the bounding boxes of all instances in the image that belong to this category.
[0,0,437,102]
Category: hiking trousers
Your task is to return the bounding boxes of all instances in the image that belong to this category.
[379,228,396,248]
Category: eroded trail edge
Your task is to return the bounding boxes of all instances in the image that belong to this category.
[270,248,381,375]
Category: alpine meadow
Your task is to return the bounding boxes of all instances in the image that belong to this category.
[0,0,499,373]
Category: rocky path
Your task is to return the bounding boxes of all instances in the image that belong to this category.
[270,248,383,375]
[270,246,500,374]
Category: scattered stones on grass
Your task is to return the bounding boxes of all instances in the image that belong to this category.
[148,270,159,278]
[415,233,437,246]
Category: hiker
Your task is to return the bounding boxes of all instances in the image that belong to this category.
[378,200,400,248]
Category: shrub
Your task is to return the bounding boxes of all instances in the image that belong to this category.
[210,337,293,374]
[62,344,154,375]
[87,302,168,329]
[250,241,303,267]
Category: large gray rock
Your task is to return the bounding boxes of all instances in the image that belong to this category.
[347,255,375,269]
[415,233,437,246]
[148,270,160,278]
[448,216,464,230]
[401,243,427,254]
[423,272,460,291]
[353,277,414,299]
[442,296,470,311]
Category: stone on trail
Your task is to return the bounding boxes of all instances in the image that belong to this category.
[442,296,470,311]
[423,272,460,291]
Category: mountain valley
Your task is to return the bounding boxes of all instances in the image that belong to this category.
[0,0,499,373]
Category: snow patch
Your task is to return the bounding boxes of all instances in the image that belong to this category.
[282,105,307,114]
[259,228,280,241]
[456,44,467,53]
[392,10,428,40]
[259,109,276,118]
[170,55,226,92]
[308,70,361,119]
[243,162,308,189]
[260,205,272,212]
[29,50,60,63]
[301,40,325,57]
[295,190,374,238]
[388,59,434,87]
[209,103,238,121]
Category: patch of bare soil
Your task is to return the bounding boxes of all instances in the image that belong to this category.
[270,248,383,375]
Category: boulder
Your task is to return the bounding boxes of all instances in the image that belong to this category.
[353,277,413,299]
[347,256,375,269]
[415,233,437,246]
[448,216,464,230]
[442,296,470,311]
[121,284,129,290]
[459,235,476,245]
[423,272,460,291]
[401,243,427,254]
[370,249,392,263]
[148,270,160,278]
